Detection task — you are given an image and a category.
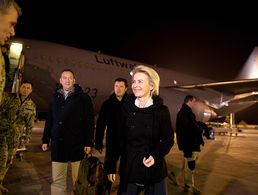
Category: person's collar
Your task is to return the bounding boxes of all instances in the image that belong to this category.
[19,94,30,103]
[58,87,75,99]
[135,96,153,108]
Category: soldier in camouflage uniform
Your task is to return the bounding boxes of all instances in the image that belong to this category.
[0,52,4,104]
[0,0,22,104]
[0,81,36,194]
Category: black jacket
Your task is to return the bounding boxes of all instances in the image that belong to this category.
[95,93,127,163]
[42,84,94,162]
[176,103,204,155]
[106,94,174,190]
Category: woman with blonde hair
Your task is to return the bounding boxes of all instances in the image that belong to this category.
[106,65,174,195]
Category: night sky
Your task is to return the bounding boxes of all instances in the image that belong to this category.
[14,1,258,124]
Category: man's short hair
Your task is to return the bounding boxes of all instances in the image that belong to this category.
[0,0,22,16]
[184,95,195,104]
[21,80,33,87]
[61,69,75,78]
[115,77,128,88]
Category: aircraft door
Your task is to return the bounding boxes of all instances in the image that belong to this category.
[5,42,24,93]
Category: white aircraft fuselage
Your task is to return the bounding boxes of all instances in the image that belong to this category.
[12,38,257,128]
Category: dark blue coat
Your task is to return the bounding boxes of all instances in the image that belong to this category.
[176,103,204,155]
[95,92,127,172]
[42,84,94,162]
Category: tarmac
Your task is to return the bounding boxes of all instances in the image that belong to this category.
[3,121,258,195]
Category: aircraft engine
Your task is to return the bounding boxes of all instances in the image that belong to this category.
[192,101,217,122]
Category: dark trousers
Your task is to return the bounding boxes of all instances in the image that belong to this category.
[121,178,167,195]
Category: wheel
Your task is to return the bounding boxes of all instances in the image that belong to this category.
[16,152,23,161]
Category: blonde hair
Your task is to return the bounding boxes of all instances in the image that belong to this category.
[131,65,160,96]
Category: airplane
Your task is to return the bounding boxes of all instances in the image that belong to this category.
[6,38,258,129]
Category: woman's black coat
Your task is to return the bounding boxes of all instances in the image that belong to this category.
[106,94,174,190]
[42,84,94,162]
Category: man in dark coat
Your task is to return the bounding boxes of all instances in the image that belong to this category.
[95,77,127,192]
[175,95,204,194]
[42,69,94,195]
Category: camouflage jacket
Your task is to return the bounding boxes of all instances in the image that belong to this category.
[0,52,5,104]
[0,92,36,140]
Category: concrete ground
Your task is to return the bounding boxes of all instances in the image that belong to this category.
[3,123,258,195]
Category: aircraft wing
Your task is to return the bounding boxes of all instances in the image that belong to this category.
[166,78,258,95]
[164,78,258,118]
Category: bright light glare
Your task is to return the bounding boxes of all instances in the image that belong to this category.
[9,42,23,59]
[237,47,258,79]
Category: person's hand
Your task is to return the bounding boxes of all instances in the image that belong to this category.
[107,174,116,183]
[84,146,92,154]
[143,155,155,167]
[42,144,48,151]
